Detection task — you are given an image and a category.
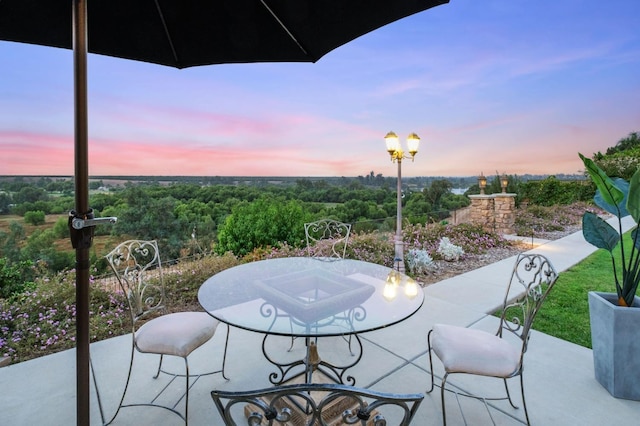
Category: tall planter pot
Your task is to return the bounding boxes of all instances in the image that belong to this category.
[589,291,640,400]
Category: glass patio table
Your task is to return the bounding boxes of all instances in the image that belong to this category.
[198,257,424,385]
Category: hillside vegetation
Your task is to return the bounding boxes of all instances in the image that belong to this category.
[2,130,638,364]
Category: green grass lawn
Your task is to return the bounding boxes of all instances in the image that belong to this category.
[533,234,631,348]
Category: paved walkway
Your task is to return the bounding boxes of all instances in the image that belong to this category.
[1,217,640,425]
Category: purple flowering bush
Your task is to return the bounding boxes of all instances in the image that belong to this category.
[2,203,585,365]
[0,252,240,365]
[402,222,510,260]
[162,252,240,308]
[514,201,601,238]
[249,223,508,267]
[0,267,126,363]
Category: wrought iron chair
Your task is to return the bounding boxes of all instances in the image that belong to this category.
[289,219,353,352]
[426,253,558,425]
[211,383,424,425]
[305,219,352,260]
[96,239,229,425]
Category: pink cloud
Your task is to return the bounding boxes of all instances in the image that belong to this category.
[0,130,74,174]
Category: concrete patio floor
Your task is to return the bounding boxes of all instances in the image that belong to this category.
[2,219,640,425]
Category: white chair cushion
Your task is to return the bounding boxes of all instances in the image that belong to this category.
[431,323,521,377]
[135,312,219,358]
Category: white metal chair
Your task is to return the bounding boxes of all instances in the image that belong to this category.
[96,239,228,425]
[211,383,424,425]
[426,253,558,425]
[289,219,353,352]
[305,219,351,260]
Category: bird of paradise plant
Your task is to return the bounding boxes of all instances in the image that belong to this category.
[580,153,640,307]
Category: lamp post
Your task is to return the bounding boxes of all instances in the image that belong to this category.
[384,131,420,273]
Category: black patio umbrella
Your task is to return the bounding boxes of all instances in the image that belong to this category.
[0,0,449,423]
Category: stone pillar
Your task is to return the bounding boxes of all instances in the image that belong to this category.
[468,193,517,235]
[493,194,516,235]
[469,194,494,232]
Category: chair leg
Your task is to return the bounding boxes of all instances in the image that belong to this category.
[287,318,296,352]
[104,340,137,425]
[221,324,230,381]
[425,329,436,393]
[90,356,106,425]
[519,374,531,426]
[153,354,164,379]
[426,330,449,426]
[184,357,190,426]
[440,372,450,426]
[503,378,519,409]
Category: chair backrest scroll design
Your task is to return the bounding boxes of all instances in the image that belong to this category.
[304,219,352,260]
[105,239,165,330]
[498,253,558,360]
[212,383,424,426]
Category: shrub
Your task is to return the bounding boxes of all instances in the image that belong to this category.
[23,210,45,226]
[0,252,241,364]
[162,252,241,310]
[0,259,36,299]
[406,249,435,275]
[216,197,311,256]
[0,222,521,364]
[0,268,126,363]
[514,201,600,238]
[345,231,395,266]
[403,222,510,259]
[437,237,464,262]
[519,177,593,206]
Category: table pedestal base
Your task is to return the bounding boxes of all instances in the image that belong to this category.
[262,334,363,385]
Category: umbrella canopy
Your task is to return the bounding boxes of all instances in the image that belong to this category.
[0,0,448,67]
[0,1,449,424]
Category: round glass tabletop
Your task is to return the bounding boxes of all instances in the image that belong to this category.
[198,257,424,337]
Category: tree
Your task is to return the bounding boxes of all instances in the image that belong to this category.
[0,258,35,299]
[13,186,48,204]
[0,221,25,263]
[403,193,431,224]
[24,210,46,226]
[114,189,183,259]
[593,132,640,180]
[175,200,217,254]
[605,131,640,155]
[216,197,312,256]
[0,192,11,214]
[424,179,452,210]
[440,193,471,211]
[21,228,74,272]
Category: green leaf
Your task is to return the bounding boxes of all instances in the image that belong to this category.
[579,153,624,207]
[594,178,629,217]
[582,211,620,252]
[627,168,640,223]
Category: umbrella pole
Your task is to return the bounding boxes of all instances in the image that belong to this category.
[72,0,91,424]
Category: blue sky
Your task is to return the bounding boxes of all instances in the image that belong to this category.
[1,0,638,177]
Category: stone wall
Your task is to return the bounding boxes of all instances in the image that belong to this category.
[447,205,471,225]
[468,193,516,235]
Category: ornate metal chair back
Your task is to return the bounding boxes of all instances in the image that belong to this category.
[498,253,559,363]
[304,219,351,260]
[105,239,165,328]
[211,383,424,426]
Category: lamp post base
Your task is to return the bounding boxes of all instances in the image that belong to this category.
[394,237,405,273]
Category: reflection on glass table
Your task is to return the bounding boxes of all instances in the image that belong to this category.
[198,257,424,385]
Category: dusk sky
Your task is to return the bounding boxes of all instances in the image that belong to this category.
[1,0,639,178]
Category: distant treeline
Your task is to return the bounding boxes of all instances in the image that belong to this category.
[0,171,586,189]
[0,171,593,276]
